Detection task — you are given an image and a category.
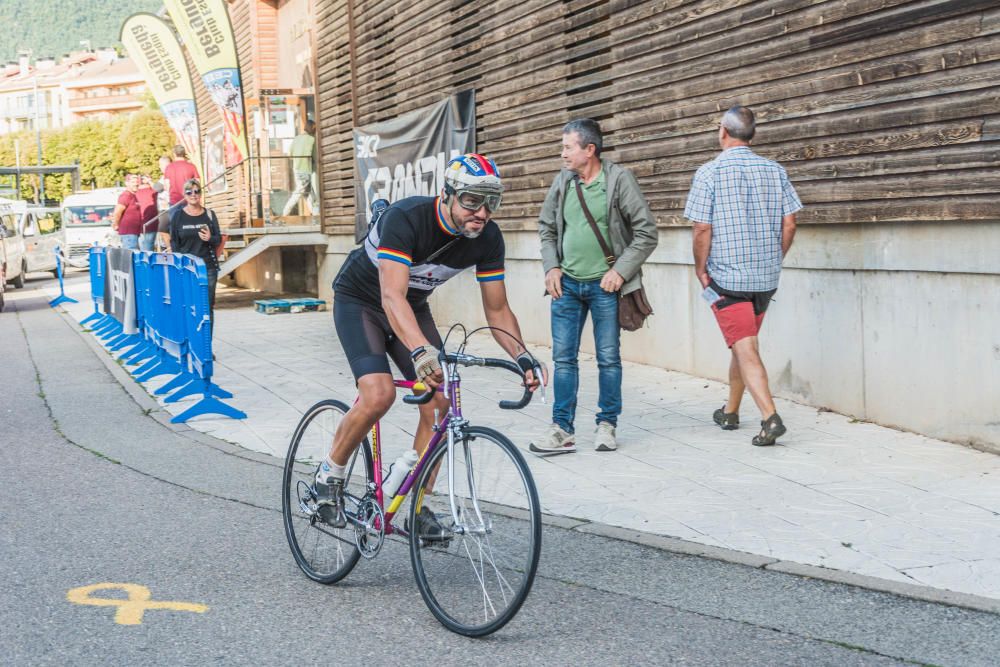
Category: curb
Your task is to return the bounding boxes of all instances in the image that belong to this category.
[53,302,1000,618]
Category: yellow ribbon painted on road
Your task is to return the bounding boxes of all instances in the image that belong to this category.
[67,583,208,625]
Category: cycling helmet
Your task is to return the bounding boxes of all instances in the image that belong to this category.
[443,153,503,213]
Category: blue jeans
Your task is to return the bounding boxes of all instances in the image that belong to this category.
[139,232,157,251]
[119,234,139,250]
[551,274,622,433]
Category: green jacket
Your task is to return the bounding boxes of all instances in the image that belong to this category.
[538,159,658,295]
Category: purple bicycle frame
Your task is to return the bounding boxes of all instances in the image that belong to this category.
[368,374,464,534]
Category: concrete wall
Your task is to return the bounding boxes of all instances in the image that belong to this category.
[319,222,1000,450]
[234,247,285,293]
[233,246,322,294]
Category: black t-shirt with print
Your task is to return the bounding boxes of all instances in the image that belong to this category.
[169,208,222,270]
[334,196,505,307]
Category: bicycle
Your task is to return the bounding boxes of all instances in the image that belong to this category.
[281,334,544,637]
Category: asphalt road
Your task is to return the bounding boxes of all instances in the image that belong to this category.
[2,273,999,666]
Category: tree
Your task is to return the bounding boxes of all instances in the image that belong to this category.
[120,110,174,178]
[0,110,178,202]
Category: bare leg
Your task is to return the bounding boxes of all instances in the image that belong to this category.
[329,374,396,466]
[725,351,745,414]
[730,336,776,420]
[417,392,451,492]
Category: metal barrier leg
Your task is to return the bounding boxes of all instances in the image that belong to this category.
[48,248,78,308]
[132,351,168,377]
[169,382,246,424]
[163,377,233,403]
[135,362,182,383]
[110,334,141,352]
[98,322,123,341]
[81,311,104,326]
[83,314,114,331]
[107,332,131,348]
[92,318,118,336]
[156,372,195,396]
[123,344,157,366]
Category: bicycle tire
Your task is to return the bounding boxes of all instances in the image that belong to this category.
[409,425,542,637]
[282,399,374,584]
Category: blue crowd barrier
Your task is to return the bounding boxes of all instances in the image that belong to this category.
[48,245,79,308]
[85,248,245,424]
[80,247,107,326]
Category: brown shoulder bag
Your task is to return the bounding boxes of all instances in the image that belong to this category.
[573,178,653,332]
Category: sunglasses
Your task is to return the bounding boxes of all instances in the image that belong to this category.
[456,189,502,213]
[185,189,202,196]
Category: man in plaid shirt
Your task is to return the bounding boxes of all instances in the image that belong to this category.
[685,106,802,446]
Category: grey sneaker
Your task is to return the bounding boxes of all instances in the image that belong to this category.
[314,476,346,528]
[529,424,577,454]
[594,422,618,451]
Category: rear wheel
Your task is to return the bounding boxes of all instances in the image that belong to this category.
[282,399,373,584]
[409,426,542,636]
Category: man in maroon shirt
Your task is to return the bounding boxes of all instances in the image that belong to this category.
[111,174,143,250]
[163,145,200,206]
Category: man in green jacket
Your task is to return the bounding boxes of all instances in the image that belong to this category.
[532,119,658,454]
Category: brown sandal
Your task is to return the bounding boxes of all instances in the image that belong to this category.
[752,413,786,447]
[712,406,739,430]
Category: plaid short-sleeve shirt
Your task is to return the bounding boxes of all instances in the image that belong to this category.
[684,146,802,292]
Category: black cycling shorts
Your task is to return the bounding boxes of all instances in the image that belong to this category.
[333,296,443,381]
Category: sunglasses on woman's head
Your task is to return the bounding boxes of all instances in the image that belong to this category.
[185,189,202,196]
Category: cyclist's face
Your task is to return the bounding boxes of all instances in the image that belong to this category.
[561,132,594,173]
[449,197,489,238]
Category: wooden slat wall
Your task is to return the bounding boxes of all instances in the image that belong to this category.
[312,0,1000,233]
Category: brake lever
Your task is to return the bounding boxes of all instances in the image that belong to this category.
[534,361,548,404]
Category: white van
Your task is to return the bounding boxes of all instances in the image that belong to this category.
[19,205,65,275]
[0,198,27,289]
[62,188,122,265]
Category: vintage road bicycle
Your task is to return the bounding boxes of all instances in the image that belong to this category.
[281,335,544,637]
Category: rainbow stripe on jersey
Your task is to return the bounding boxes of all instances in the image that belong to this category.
[376,247,412,266]
[476,268,505,282]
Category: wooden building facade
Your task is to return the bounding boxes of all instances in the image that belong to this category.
[304,0,1000,449]
[313,0,1000,233]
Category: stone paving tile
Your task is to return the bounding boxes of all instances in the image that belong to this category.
[55,285,1000,602]
[902,559,1000,600]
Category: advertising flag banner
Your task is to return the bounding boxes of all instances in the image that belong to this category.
[120,13,203,176]
[163,0,249,167]
[103,248,137,334]
[352,91,475,239]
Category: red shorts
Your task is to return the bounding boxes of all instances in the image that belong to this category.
[712,300,767,348]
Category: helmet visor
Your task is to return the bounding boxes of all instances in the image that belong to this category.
[456,189,502,213]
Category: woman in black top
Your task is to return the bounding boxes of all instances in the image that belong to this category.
[169,178,222,324]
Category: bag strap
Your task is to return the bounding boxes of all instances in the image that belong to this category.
[573,177,615,268]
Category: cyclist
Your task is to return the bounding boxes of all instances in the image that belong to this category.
[318,153,544,539]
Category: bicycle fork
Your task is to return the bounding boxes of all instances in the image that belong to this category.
[446,424,491,536]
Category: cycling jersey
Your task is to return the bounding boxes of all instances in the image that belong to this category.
[333,196,505,307]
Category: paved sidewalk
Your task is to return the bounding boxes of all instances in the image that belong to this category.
[56,277,1000,607]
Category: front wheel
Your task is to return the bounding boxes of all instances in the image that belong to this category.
[409,426,542,637]
[282,399,373,584]
[12,261,25,289]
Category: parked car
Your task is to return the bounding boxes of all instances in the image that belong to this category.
[0,198,26,289]
[62,188,122,265]
[17,205,65,275]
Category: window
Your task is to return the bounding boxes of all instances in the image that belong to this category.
[37,212,61,234]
